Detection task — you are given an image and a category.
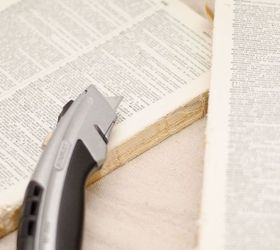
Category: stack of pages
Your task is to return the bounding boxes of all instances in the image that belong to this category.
[0,0,212,237]
[199,0,280,249]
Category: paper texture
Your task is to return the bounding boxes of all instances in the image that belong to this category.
[199,0,280,249]
[0,0,212,231]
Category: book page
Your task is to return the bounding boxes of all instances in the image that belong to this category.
[0,0,212,217]
[199,0,280,249]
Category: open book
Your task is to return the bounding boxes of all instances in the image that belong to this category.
[199,0,280,249]
[0,0,212,237]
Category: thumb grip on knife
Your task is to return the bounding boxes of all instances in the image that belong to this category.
[56,139,98,250]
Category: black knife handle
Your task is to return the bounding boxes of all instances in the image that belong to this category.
[17,181,43,250]
[56,139,98,250]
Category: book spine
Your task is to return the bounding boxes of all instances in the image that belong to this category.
[204,0,215,21]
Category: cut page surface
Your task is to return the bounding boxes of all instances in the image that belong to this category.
[199,0,280,249]
[0,0,211,227]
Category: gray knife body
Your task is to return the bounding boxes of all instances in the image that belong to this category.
[17,85,121,250]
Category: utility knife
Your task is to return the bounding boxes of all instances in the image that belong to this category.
[17,85,122,250]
